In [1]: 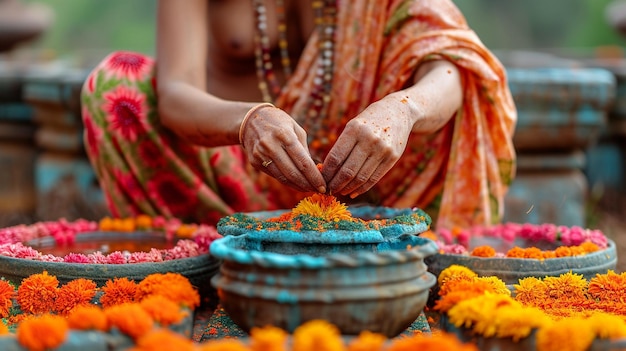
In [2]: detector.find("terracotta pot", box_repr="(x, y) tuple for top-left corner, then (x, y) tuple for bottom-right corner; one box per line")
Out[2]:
(210, 233), (438, 337)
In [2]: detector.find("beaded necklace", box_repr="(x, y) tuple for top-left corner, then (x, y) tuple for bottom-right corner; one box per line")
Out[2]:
(252, 0), (337, 145)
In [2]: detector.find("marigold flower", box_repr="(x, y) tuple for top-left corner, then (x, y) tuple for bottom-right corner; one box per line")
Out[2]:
(17, 271), (58, 314)
(135, 214), (153, 229)
(588, 270), (626, 302)
(99, 217), (115, 231)
(387, 332), (478, 351)
(0, 322), (8, 335)
(514, 277), (548, 306)
(437, 265), (478, 287)
(470, 245), (496, 258)
(139, 295), (187, 327)
(554, 246), (573, 258)
(347, 330), (386, 351)
(16, 314), (69, 351)
(196, 339), (250, 351)
(474, 276), (511, 296)
(0, 280), (15, 318)
(522, 247), (543, 259)
(447, 293), (520, 336)
(505, 246), (526, 258)
(130, 329), (196, 351)
(494, 305), (552, 341)
(435, 279), (504, 313)
(250, 325), (288, 351)
(292, 320), (344, 351)
(105, 302), (154, 339)
(67, 305), (108, 331)
(536, 318), (595, 351)
(136, 273), (200, 309)
(586, 312), (626, 339)
(580, 241), (599, 254)
(54, 278), (97, 315)
(291, 194), (353, 222)
(100, 277), (138, 308)
(543, 272), (587, 301)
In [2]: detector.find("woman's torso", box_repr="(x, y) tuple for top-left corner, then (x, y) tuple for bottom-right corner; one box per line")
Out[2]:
(205, 0), (315, 102)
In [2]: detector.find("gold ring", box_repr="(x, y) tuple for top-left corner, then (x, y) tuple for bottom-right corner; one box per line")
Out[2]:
(262, 160), (273, 167)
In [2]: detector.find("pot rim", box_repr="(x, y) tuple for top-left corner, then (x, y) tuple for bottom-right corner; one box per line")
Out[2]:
(209, 234), (438, 269)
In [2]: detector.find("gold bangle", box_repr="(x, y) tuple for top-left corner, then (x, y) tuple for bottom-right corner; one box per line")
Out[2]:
(239, 102), (275, 147)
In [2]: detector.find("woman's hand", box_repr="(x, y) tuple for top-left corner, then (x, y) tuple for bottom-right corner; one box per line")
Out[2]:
(321, 95), (414, 198)
(241, 104), (327, 193)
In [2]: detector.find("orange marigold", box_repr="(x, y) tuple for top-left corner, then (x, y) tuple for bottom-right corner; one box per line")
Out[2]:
(588, 270), (626, 302)
(250, 325), (288, 351)
(522, 247), (543, 259)
(136, 273), (200, 309)
(580, 241), (600, 254)
(105, 302), (154, 339)
(505, 247), (526, 258)
(347, 330), (387, 351)
(100, 277), (138, 308)
(67, 305), (108, 331)
(196, 339), (250, 351)
(554, 246), (573, 258)
(292, 320), (344, 351)
(17, 271), (58, 315)
(16, 314), (69, 351)
(135, 214), (153, 229)
(54, 278), (97, 315)
(387, 332), (478, 351)
(140, 295), (187, 327)
(291, 194), (353, 222)
(0, 322), (8, 335)
(470, 245), (496, 258)
(130, 329), (196, 351)
(0, 280), (15, 318)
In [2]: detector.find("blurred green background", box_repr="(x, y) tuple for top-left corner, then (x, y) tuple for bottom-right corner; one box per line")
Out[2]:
(18, 0), (626, 64)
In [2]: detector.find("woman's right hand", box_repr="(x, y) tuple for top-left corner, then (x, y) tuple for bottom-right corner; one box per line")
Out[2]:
(240, 104), (326, 193)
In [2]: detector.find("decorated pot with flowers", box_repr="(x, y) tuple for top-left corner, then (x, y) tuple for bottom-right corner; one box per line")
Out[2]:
(432, 265), (626, 351)
(0, 215), (222, 304)
(211, 194), (438, 337)
(425, 222), (617, 287)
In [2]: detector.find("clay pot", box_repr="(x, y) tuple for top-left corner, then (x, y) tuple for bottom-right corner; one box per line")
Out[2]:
(210, 233), (438, 337)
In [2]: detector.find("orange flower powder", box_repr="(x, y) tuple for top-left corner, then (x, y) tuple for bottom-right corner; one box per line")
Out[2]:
(16, 271), (58, 315)
(100, 277), (138, 308)
(54, 278), (97, 315)
(16, 314), (69, 351)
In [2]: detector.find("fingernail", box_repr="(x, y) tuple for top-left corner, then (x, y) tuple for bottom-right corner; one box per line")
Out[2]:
(318, 186), (326, 193)
(350, 192), (358, 199)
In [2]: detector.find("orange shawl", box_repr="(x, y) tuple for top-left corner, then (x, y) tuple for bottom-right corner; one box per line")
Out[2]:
(273, 0), (517, 230)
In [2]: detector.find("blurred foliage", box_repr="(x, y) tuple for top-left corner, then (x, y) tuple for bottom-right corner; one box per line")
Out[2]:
(18, 0), (626, 62)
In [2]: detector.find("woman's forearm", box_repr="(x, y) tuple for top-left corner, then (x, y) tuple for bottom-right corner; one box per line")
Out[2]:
(390, 59), (463, 134)
(157, 81), (258, 147)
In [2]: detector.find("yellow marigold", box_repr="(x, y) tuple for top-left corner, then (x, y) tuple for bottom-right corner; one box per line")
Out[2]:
(100, 277), (138, 308)
(67, 305), (108, 331)
(347, 330), (386, 351)
(139, 295), (187, 327)
(536, 318), (595, 351)
(105, 302), (154, 339)
(543, 272), (588, 300)
(136, 273), (200, 309)
(580, 241), (600, 254)
(437, 265), (478, 287)
(470, 245), (496, 258)
(448, 293), (521, 337)
(0, 280), (15, 318)
(17, 271), (58, 315)
(434, 280), (501, 313)
(249, 325), (288, 351)
(588, 270), (626, 302)
(291, 194), (353, 222)
(292, 320), (344, 351)
(494, 305), (552, 341)
(514, 277), (548, 306)
(54, 278), (97, 315)
(387, 332), (478, 351)
(0, 322), (8, 335)
(474, 276), (511, 296)
(586, 312), (626, 339)
(197, 339), (250, 351)
(16, 314), (69, 351)
(130, 329), (196, 351)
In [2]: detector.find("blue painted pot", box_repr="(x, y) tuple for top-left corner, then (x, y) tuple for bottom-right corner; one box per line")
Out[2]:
(210, 233), (438, 337)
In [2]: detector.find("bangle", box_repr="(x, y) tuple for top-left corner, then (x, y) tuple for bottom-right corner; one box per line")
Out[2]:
(239, 102), (275, 148)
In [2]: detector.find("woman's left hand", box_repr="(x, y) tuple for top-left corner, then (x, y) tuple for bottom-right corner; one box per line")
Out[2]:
(321, 95), (415, 198)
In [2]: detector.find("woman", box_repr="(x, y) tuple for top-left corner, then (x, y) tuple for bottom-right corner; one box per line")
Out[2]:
(81, 0), (516, 229)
